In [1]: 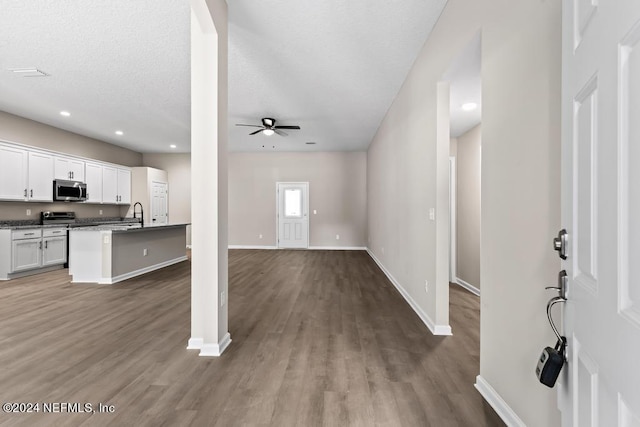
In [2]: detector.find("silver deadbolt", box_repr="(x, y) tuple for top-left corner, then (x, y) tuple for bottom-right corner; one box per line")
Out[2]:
(553, 229), (568, 260)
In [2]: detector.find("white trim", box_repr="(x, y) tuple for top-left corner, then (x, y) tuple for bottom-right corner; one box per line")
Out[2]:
(308, 246), (366, 251)
(186, 337), (203, 350)
(455, 277), (480, 296)
(198, 333), (232, 357)
(228, 245), (277, 250)
(449, 156), (457, 282)
(475, 375), (526, 427)
(186, 244), (192, 249)
(92, 256), (188, 284)
(366, 248), (452, 336)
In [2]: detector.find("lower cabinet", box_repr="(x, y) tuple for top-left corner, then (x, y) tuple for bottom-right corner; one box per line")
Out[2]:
(11, 238), (42, 272)
(42, 236), (67, 266)
(4, 228), (67, 277)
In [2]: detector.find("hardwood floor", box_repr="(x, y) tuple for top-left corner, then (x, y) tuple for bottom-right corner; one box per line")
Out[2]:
(0, 250), (503, 427)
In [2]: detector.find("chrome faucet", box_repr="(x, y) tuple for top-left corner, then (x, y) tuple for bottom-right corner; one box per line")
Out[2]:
(133, 202), (144, 227)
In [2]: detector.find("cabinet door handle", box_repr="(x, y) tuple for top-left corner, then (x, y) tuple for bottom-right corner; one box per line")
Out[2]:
(30, 189), (33, 198)
(45, 241), (48, 249)
(71, 171), (74, 179)
(25, 233), (35, 236)
(24, 189), (27, 197)
(39, 241), (42, 250)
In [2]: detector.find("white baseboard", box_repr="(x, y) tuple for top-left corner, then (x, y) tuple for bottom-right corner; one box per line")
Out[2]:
(455, 277), (481, 296)
(102, 256), (189, 284)
(186, 337), (203, 350)
(199, 333), (232, 357)
(308, 246), (366, 250)
(475, 375), (526, 427)
(228, 245), (277, 250)
(366, 248), (452, 336)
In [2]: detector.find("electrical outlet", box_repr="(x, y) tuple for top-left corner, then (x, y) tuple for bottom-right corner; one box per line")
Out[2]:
(336, 234), (340, 240)
(221, 290), (226, 306)
(425, 280), (429, 293)
(259, 234), (263, 239)
(26, 209), (31, 216)
(143, 248), (148, 256)
(99, 209), (103, 215)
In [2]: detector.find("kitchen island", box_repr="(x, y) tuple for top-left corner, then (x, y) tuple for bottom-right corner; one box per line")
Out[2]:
(68, 223), (189, 284)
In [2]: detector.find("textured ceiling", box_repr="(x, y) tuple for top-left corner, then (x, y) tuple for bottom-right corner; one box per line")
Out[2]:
(0, 0), (190, 153)
(0, 1), (449, 154)
(228, 0), (448, 152)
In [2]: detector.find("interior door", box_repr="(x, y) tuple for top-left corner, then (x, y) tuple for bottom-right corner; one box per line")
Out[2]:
(559, 1), (640, 425)
(277, 182), (309, 249)
(151, 181), (168, 224)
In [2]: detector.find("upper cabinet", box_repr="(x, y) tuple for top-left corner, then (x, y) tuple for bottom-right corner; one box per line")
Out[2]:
(0, 145), (28, 201)
(0, 141), (131, 205)
(117, 169), (131, 205)
(84, 162), (103, 204)
(27, 152), (54, 202)
(54, 156), (85, 181)
(102, 166), (131, 205)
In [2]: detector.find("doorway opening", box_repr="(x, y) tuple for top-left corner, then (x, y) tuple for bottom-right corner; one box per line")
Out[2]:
(276, 182), (309, 249)
(444, 32), (482, 298)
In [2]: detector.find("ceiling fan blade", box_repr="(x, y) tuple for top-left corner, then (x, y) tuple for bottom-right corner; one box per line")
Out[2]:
(274, 125), (300, 130)
(249, 129), (263, 135)
(236, 124), (263, 128)
(274, 129), (288, 136)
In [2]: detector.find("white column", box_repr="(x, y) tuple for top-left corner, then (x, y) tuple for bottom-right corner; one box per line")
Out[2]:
(188, 0), (230, 356)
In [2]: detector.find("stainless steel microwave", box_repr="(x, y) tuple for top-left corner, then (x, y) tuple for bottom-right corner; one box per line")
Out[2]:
(53, 179), (87, 202)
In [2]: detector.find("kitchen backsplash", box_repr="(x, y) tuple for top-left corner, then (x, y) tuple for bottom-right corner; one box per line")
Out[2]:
(0, 202), (128, 221)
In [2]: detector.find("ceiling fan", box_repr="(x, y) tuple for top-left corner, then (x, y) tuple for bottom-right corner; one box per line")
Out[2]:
(235, 117), (300, 136)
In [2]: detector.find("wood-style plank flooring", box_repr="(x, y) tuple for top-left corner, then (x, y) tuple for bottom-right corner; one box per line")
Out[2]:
(0, 250), (503, 426)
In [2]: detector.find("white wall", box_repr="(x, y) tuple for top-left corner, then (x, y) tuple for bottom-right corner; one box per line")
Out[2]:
(456, 124), (481, 289)
(366, 0), (561, 425)
(228, 152), (367, 248)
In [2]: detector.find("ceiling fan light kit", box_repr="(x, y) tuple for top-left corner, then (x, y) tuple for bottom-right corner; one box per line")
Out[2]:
(235, 117), (301, 137)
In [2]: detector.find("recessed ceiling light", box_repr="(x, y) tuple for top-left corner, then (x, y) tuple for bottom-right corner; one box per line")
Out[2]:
(170, 144), (177, 149)
(305, 142), (317, 145)
(60, 111), (71, 117)
(115, 130), (124, 136)
(263, 129), (275, 136)
(462, 102), (478, 111)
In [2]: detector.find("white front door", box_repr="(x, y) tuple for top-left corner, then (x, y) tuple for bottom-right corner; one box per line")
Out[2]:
(560, 1), (640, 425)
(151, 181), (168, 225)
(277, 182), (309, 249)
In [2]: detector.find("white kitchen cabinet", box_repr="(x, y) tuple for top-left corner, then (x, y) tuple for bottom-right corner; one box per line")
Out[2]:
(42, 236), (67, 266)
(27, 151), (54, 202)
(117, 168), (131, 204)
(0, 144), (28, 201)
(102, 166), (118, 204)
(84, 162), (103, 203)
(10, 229), (43, 273)
(54, 156), (85, 181)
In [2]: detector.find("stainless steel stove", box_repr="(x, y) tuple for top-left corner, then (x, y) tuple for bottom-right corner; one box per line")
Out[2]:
(41, 211), (76, 225)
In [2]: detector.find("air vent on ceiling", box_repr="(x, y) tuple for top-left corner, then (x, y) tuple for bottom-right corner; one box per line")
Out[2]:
(8, 68), (49, 77)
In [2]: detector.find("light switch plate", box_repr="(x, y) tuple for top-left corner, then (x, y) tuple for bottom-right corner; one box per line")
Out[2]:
(429, 208), (435, 221)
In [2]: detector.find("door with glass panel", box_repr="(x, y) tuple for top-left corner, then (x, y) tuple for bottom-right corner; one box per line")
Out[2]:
(277, 182), (309, 249)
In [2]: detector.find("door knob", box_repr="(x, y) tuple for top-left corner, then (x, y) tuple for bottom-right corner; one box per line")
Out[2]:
(553, 229), (568, 260)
